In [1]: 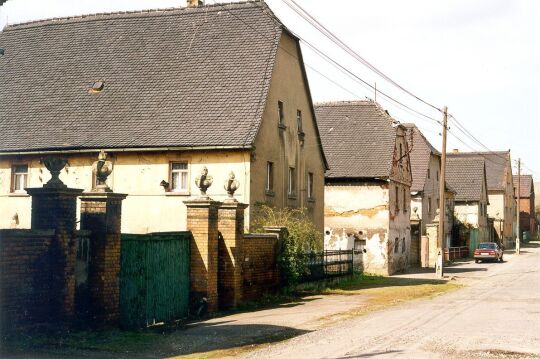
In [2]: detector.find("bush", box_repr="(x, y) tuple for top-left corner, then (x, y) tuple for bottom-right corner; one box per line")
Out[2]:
(251, 204), (323, 286)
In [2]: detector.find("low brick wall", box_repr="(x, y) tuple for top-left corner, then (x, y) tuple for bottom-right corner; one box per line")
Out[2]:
(0, 229), (57, 331)
(242, 233), (280, 302)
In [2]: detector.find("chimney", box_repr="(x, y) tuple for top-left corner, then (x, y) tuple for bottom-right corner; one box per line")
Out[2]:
(187, 0), (203, 7)
(452, 149), (459, 154)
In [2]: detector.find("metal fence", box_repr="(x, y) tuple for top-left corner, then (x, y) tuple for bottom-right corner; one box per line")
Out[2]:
(301, 250), (354, 282)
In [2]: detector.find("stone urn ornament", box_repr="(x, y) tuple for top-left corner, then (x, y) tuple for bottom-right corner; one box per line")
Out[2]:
(224, 171), (239, 201)
(42, 157), (68, 188)
(92, 150), (113, 192)
(195, 166), (213, 198)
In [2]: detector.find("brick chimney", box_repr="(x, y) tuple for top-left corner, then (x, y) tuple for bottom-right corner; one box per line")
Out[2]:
(187, 0), (203, 7)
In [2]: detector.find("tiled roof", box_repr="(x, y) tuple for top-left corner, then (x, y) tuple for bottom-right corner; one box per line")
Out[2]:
(403, 124), (440, 192)
(445, 156), (486, 202)
(0, 1), (282, 152)
(514, 175), (534, 198)
(315, 100), (397, 179)
(446, 151), (510, 191)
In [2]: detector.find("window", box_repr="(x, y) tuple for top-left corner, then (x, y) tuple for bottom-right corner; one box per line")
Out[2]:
(266, 162), (274, 193)
(395, 185), (400, 212)
(288, 167), (296, 197)
(170, 162), (189, 192)
(403, 187), (407, 212)
(399, 144), (403, 165)
(278, 101), (284, 126)
(307, 172), (314, 199)
(394, 238), (399, 253)
(402, 238), (406, 253)
(427, 168), (431, 179)
(437, 171), (439, 181)
(11, 164), (28, 192)
(296, 110), (303, 133)
(428, 197), (432, 213)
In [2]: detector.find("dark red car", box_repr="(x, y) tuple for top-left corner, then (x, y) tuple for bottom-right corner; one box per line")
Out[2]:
(474, 242), (503, 263)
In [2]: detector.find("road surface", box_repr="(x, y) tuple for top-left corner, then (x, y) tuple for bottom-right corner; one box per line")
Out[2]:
(246, 243), (540, 358)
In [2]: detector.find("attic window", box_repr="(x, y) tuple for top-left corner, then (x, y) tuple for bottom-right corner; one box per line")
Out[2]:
(0, 48), (4, 56)
(89, 81), (104, 93)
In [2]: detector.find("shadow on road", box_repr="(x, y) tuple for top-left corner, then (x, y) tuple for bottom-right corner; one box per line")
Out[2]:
(445, 267), (487, 273)
(2, 322), (311, 359)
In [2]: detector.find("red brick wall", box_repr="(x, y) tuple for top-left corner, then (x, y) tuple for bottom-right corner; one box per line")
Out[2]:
(242, 234), (279, 302)
(0, 229), (72, 331)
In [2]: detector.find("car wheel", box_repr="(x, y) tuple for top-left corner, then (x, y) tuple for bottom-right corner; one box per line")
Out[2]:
(475, 259), (480, 263)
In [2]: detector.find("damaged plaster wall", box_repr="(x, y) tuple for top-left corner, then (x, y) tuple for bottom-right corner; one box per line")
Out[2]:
(324, 183), (390, 275)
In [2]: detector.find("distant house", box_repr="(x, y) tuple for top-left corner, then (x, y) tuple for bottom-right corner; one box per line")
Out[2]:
(445, 156), (490, 247)
(316, 101), (412, 275)
(447, 151), (515, 248)
(0, 1), (328, 232)
(514, 175), (536, 239)
(404, 124), (455, 251)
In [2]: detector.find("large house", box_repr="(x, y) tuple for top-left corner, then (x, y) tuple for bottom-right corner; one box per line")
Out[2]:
(445, 156), (490, 247)
(316, 101), (412, 275)
(447, 151), (515, 248)
(0, 1), (328, 232)
(514, 175), (536, 239)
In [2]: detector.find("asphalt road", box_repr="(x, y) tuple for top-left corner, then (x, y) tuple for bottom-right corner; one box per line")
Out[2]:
(246, 243), (540, 359)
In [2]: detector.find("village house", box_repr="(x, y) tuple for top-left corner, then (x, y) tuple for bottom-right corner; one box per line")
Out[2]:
(316, 100), (412, 275)
(403, 124), (455, 265)
(0, 1), (328, 233)
(447, 151), (515, 248)
(514, 175), (536, 240)
(445, 156), (490, 248)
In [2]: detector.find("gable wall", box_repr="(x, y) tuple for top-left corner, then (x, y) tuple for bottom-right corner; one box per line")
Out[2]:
(251, 32), (326, 232)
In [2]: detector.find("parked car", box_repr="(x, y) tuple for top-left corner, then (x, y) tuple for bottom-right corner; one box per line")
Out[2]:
(474, 242), (503, 263)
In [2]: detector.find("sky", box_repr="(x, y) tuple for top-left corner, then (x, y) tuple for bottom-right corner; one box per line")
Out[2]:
(1, 0), (539, 177)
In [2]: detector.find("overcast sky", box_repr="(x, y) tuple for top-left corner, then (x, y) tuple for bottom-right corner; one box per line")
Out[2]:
(1, 0), (538, 176)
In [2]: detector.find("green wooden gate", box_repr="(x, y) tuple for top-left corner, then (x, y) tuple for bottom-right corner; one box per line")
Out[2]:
(120, 232), (191, 329)
(469, 228), (479, 255)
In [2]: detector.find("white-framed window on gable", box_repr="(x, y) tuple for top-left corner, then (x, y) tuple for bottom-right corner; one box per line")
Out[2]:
(307, 172), (314, 199)
(288, 167), (296, 197)
(170, 162), (189, 193)
(266, 161), (274, 193)
(11, 164), (28, 193)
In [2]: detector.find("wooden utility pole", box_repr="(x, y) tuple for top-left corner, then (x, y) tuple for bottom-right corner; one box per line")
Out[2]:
(436, 106), (448, 278)
(516, 158), (521, 255)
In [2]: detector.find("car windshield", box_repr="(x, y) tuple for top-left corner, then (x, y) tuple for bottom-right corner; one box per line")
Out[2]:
(479, 243), (496, 249)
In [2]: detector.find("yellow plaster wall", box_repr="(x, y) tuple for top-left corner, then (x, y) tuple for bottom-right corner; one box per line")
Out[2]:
(0, 150), (251, 233)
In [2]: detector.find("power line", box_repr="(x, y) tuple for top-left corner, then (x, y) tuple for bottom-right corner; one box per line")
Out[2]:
(280, 0), (443, 113)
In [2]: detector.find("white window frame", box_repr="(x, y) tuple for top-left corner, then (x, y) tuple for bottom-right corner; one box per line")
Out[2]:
(288, 167), (296, 197)
(266, 161), (274, 193)
(307, 172), (314, 199)
(170, 162), (189, 193)
(11, 164), (28, 193)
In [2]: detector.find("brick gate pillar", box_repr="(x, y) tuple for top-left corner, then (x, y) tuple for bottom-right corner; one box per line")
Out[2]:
(184, 199), (221, 313)
(80, 192), (127, 325)
(218, 200), (248, 309)
(26, 157), (83, 323)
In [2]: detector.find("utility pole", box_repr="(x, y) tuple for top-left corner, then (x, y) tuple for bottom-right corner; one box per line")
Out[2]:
(436, 106), (448, 278)
(516, 158), (521, 255)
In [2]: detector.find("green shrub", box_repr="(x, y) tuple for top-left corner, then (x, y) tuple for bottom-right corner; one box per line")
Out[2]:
(251, 204), (323, 286)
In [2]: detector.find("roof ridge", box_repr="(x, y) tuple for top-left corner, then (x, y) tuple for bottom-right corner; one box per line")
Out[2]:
(314, 100), (373, 107)
(3, 0), (267, 31)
